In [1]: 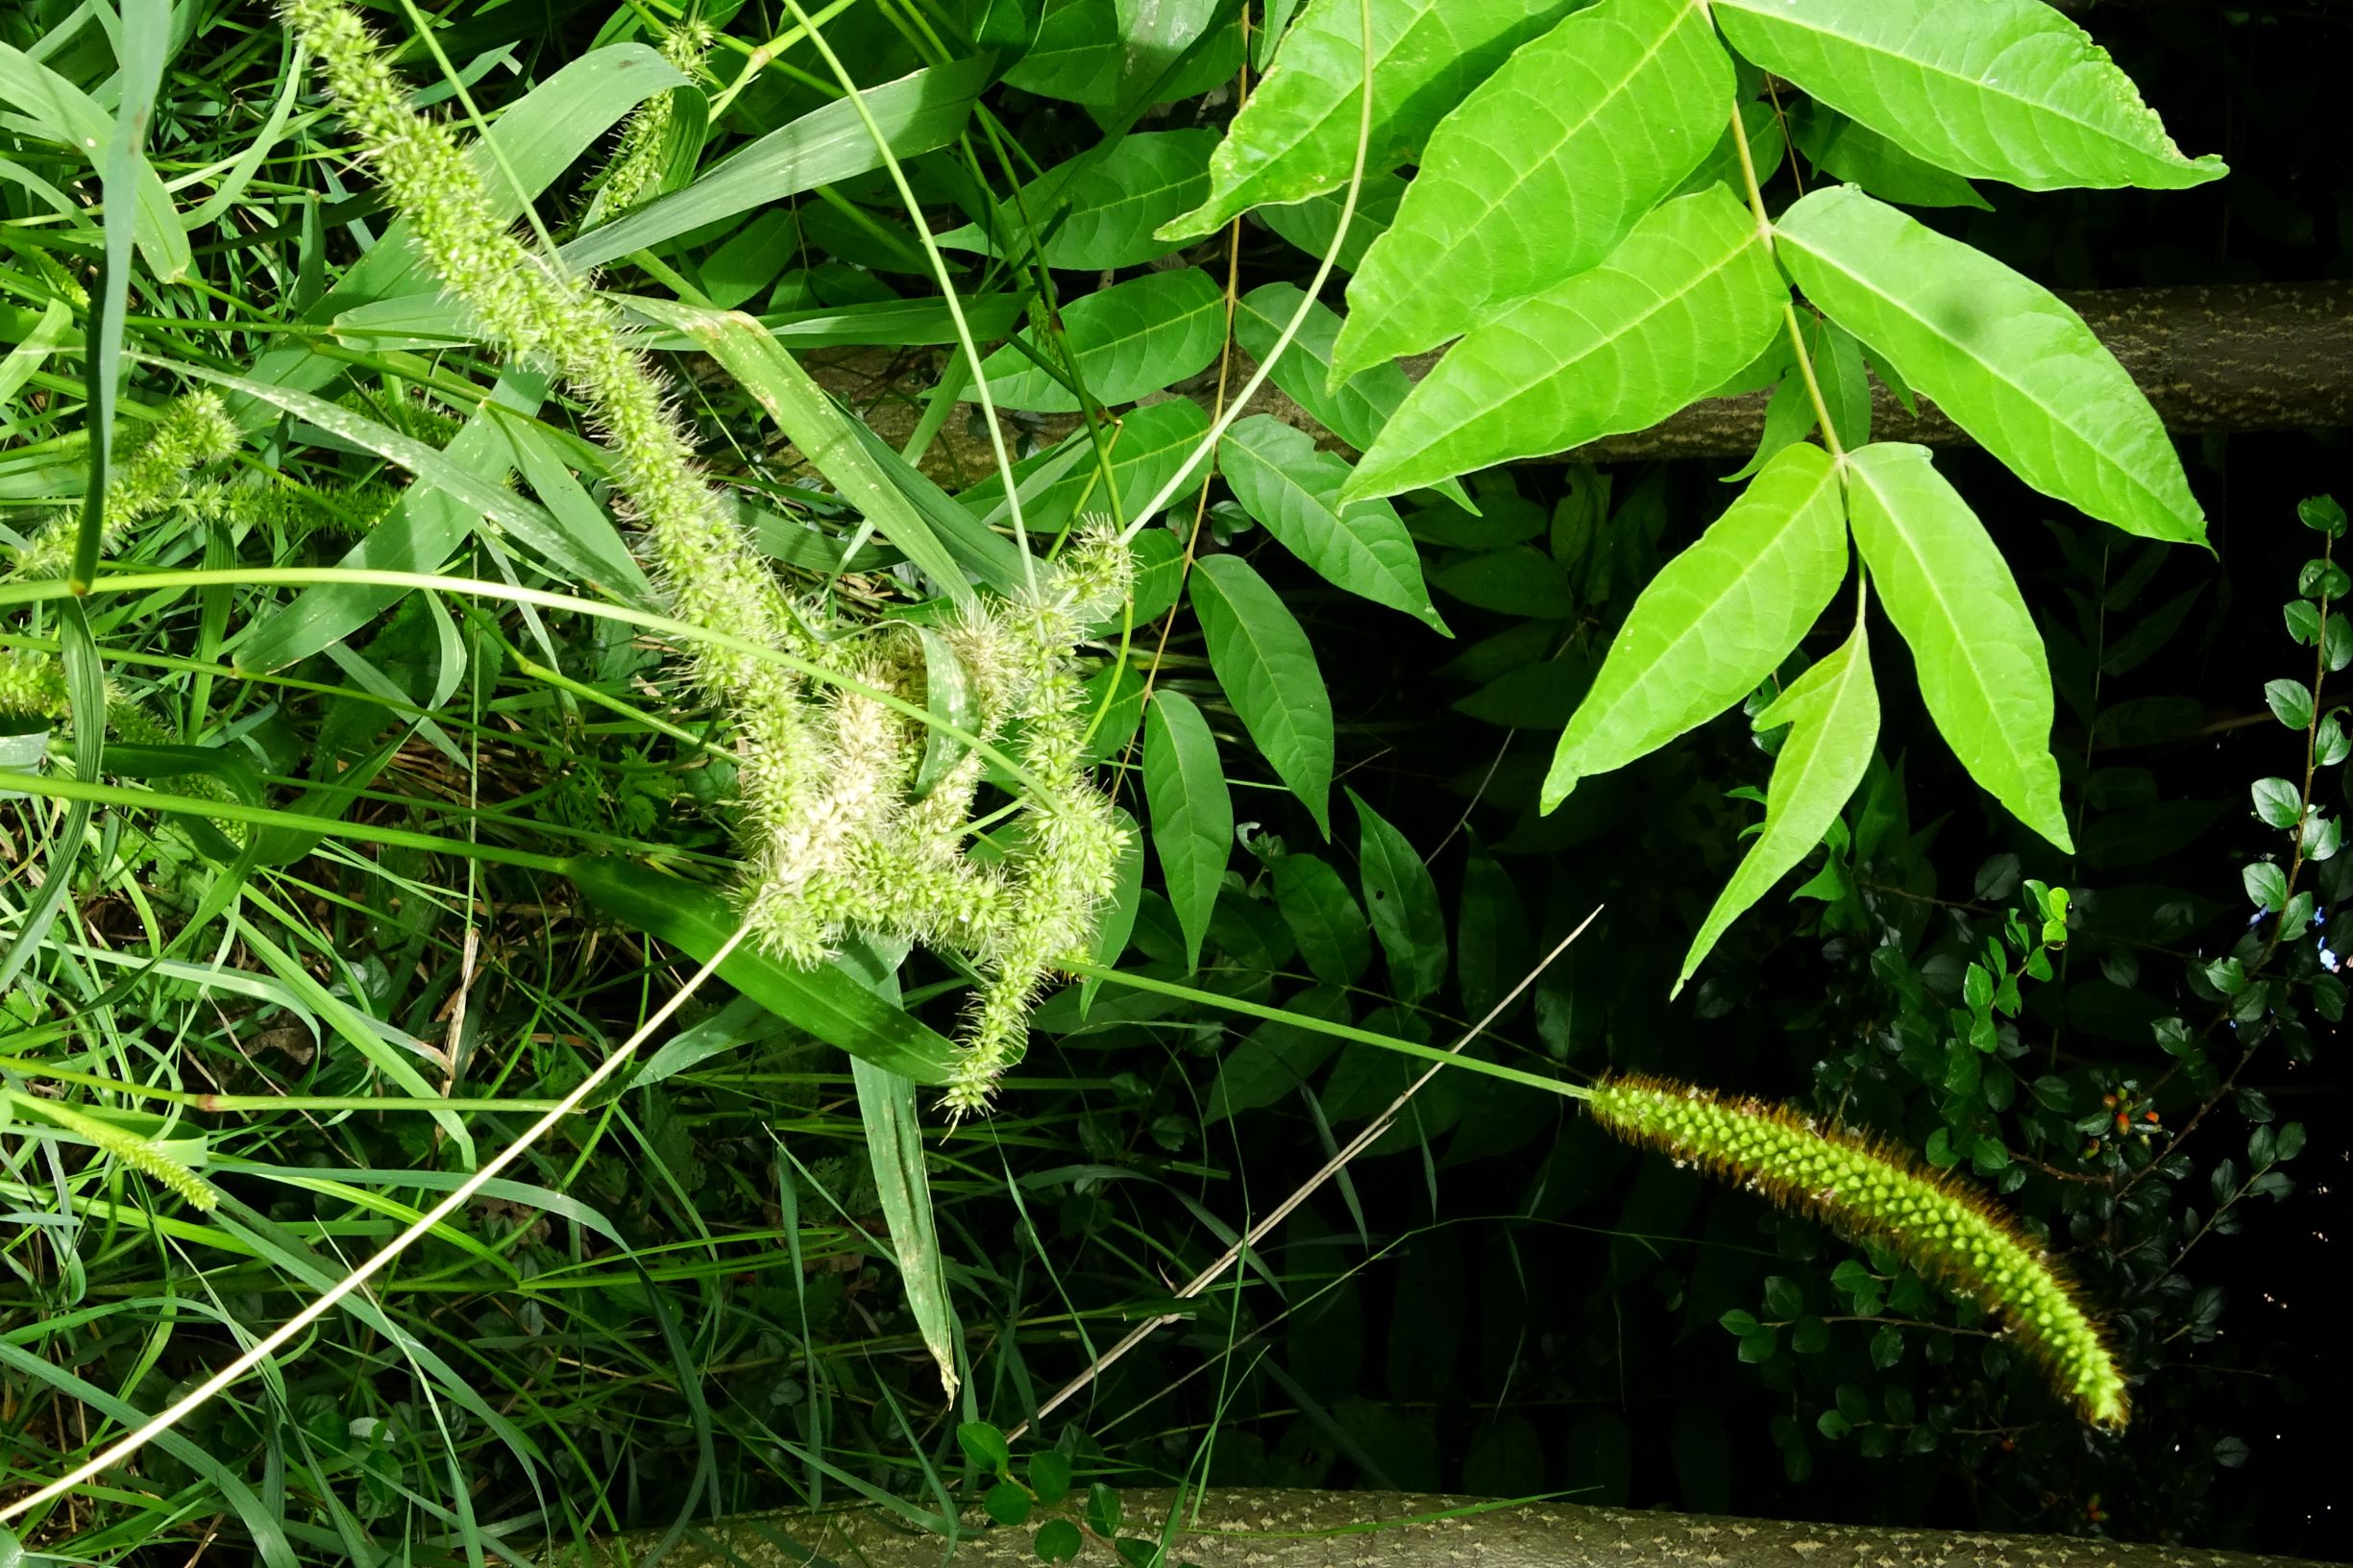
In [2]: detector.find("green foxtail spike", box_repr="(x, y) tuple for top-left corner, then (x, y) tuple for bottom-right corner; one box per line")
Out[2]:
(1587, 1073), (2129, 1428)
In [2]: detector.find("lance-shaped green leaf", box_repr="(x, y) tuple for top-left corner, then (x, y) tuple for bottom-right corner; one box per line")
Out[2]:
(1235, 283), (1409, 453)
(1776, 186), (2203, 545)
(1845, 442), (2071, 850)
(1331, 0), (1731, 378)
(1677, 613), (1877, 995)
(977, 267), (1225, 411)
(1191, 552), (1336, 834)
(1710, 0), (2223, 192)
(850, 1057), (964, 1402)
(1220, 416), (1448, 631)
(0, 43), (189, 281)
(559, 58), (989, 270)
(941, 130), (1215, 270)
(1143, 689), (1233, 972)
(1233, 283), (1476, 508)
(1789, 103), (1990, 211)
(1346, 185), (1784, 502)
(1351, 789), (1449, 1005)
(1271, 853), (1373, 985)
(566, 856), (960, 1083)
(1542, 441), (1846, 811)
(1159, 0), (1575, 239)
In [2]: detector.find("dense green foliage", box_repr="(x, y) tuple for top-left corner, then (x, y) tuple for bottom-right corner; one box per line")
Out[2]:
(0, 0), (2340, 1562)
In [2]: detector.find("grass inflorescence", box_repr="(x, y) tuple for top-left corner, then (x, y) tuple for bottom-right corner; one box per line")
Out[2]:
(276, 0), (1130, 1110)
(1587, 1073), (2130, 1428)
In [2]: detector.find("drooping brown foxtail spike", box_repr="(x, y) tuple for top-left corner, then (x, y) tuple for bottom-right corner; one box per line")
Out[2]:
(1586, 1073), (2129, 1429)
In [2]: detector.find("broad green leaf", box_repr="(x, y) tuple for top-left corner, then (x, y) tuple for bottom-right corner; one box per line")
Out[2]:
(1271, 855), (1374, 985)
(1143, 690), (1234, 971)
(1347, 185), (1784, 501)
(1219, 415), (1448, 631)
(1676, 614), (1877, 995)
(1350, 789), (1448, 1004)
(1542, 441), (1846, 811)
(1455, 835), (1532, 1024)
(1004, 0), (1243, 108)
(1710, 0), (2222, 192)
(851, 1057), (964, 1400)
(1332, 0), (1732, 376)
(1776, 185), (2204, 544)
(1673, 97), (1787, 202)
(1844, 442), (2071, 850)
(566, 855), (960, 1084)
(1234, 283), (1411, 453)
(1789, 102), (1990, 211)
(1160, 0), (1576, 239)
(1232, 283), (1475, 508)
(977, 268), (1226, 412)
(1207, 985), (1352, 1118)
(1257, 170), (1409, 274)
(558, 58), (989, 271)
(1431, 546), (1573, 620)
(1044, 131), (1218, 268)
(1190, 552), (1336, 834)
(939, 131), (1216, 270)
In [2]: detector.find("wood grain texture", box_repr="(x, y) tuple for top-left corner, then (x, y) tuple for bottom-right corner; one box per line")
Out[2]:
(564, 1488), (2329, 1568)
(785, 282), (2353, 483)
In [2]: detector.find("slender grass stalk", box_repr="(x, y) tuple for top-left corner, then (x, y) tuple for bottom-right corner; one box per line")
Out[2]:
(0, 921), (752, 1529)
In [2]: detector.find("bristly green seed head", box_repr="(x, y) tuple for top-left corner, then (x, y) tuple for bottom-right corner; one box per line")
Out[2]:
(11, 391), (240, 577)
(1587, 1073), (2129, 1429)
(280, 0), (1140, 1115)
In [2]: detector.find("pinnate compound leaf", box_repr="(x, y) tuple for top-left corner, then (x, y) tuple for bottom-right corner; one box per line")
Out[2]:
(1677, 616), (1877, 994)
(978, 267), (1225, 412)
(1776, 186), (2204, 545)
(1160, 0), (1576, 239)
(1347, 185), (1784, 501)
(1143, 689), (1234, 972)
(1844, 443), (2071, 850)
(1709, 0), (2224, 192)
(1191, 552), (1336, 834)
(1220, 416), (1448, 631)
(1350, 790), (1449, 1004)
(1542, 441), (1846, 811)
(1332, 0), (1732, 376)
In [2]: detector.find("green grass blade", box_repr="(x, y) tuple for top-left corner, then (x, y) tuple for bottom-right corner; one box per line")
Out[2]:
(851, 1056), (966, 1401)
(557, 58), (989, 272)
(565, 854), (961, 1083)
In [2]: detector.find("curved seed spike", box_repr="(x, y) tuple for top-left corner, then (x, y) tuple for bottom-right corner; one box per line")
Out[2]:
(1587, 1072), (2129, 1428)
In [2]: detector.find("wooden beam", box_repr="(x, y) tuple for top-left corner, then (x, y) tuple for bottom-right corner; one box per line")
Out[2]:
(568, 1488), (2327, 1568)
(799, 282), (2353, 485)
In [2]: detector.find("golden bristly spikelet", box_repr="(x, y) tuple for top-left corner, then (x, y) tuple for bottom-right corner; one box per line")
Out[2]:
(1587, 1072), (2129, 1428)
